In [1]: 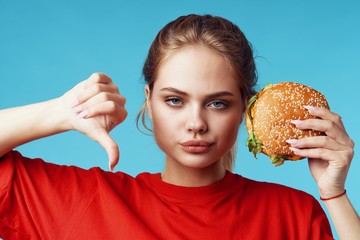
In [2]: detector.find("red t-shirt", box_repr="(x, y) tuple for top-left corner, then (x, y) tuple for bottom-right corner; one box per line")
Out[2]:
(0, 151), (333, 239)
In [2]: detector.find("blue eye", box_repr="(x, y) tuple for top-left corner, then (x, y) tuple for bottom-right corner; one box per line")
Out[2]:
(166, 97), (183, 106)
(208, 101), (227, 109)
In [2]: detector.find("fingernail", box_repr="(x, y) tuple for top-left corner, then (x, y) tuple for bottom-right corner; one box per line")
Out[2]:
(77, 110), (89, 119)
(109, 163), (114, 172)
(286, 139), (298, 145)
(289, 147), (299, 152)
(304, 105), (315, 111)
(290, 120), (302, 125)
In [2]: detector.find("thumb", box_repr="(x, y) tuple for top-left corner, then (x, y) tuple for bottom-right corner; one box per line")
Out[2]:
(94, 130), (119, 171)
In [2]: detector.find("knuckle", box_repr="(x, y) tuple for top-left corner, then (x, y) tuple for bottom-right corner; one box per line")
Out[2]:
(312, 107), (326, 119)
(335, 148), (354, 168)
(121, 96), (126, 105)
(92, 84), (103, 94)
(99, 92), (110, 101)
(91, 72), (102, 81)
(347, 147), (354, 160)
(107, 101), (117, 110)
(112, 107), (127, 124)
(349, 138), (355, 148)
(339, 157), (350, 169)
(320, 136), (329, 147)
(332, 113), (342, 124)
(324, 119), (335, 132)
(317, 149), (326, 159)
(121, 109), (128, 121)
(313, 106), (324, 115)
(113, 85), (120, 93)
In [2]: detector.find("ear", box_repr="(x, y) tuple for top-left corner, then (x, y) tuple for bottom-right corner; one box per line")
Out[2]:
(145, 85), (153, 120)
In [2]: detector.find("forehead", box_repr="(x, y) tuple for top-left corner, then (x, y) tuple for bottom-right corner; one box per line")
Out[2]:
(154, 46), (239, 94)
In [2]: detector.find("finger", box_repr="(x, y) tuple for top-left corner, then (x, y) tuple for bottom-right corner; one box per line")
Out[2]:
(287, 136), (353, 163)
(75, 83), (120, 106)
(73, 92), (126, 114)
(306, 107), (355, 148)
(85, 91), (125, 109)
(292, 118), (351, 146)
(305, 106), (345, 131)
(289, 147), (352, 165)
(93, 129), (120, 171)
(286, 136), (347, 152)
(67, 73), (116, 107)
(85, 73), (113, 87)
(77, 101), (128, 127)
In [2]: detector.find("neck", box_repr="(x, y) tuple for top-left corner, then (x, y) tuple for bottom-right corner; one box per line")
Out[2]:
(161, 159), (226, 187)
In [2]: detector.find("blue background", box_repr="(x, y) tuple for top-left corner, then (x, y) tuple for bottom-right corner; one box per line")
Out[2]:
(1, 1), (359, 239)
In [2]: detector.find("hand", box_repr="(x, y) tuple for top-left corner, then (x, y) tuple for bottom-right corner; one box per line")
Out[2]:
(61, 73), (127, 170)
(287, 106), (354, 198)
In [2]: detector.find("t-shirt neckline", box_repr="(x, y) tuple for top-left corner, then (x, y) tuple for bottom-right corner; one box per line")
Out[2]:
(144, 171), (243, 204)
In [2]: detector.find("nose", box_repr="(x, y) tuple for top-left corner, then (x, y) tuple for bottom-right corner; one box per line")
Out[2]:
(186, 106), (208, 134)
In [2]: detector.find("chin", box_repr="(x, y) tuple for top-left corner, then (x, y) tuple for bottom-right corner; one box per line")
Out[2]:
(169, 154), (223, 170)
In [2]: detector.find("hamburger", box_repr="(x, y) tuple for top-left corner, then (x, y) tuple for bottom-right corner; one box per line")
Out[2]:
(245, 82), (330, 166)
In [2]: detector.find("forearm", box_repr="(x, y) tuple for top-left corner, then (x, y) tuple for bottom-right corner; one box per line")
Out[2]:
(324, 194), (360, 240)
(0, 98), (71, 157)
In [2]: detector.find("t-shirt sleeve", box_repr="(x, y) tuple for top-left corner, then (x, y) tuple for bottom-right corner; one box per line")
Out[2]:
(0, 150), (98, 239)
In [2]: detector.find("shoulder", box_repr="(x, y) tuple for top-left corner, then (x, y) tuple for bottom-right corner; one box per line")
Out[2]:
(239, 174), (317, 205)
(234, 174), (332, 239)
(0, 151), (101, 194)
(238, 174), (327, 218)
(133, 172), (160, 188)
(0, 150), (19, 190)
(245, 175), (311, 195)
(238, 175), (329, 224)
(1, 150), (154, 188)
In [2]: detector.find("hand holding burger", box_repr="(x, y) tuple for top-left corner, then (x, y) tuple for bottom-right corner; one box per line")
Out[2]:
(245, 82), (330, 166)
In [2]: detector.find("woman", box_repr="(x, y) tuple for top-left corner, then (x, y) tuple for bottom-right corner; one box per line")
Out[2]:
(0, 14), (359, 239)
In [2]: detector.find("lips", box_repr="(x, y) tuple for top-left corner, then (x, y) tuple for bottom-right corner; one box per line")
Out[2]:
(180, 140), (213, 153)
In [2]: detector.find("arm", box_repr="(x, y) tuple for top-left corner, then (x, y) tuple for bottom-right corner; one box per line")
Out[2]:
(323, 194), (359, 239)
(0, 73), (127, 170)
(0, 99), (67, 157)
(288, 106), (360, 239)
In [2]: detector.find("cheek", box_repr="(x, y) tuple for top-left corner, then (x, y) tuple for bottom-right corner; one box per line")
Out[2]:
(152, 108), (175, 131)
(212, 113), (242, 142)
(151, 107), (181, 144)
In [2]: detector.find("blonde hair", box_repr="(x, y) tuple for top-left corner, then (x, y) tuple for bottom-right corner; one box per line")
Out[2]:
(137, 14), (257, 171)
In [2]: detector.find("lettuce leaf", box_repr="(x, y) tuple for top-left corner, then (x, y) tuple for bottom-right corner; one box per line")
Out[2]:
(246, 131), (263, 158)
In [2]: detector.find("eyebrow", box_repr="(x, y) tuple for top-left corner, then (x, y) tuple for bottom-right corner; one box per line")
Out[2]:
(159, 87), (235, 98)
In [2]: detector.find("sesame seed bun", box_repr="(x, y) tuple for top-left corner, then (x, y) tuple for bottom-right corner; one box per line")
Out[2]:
(245, 82), (330, 166)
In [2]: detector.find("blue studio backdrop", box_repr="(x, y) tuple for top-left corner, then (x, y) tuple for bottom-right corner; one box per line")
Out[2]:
(1, 1), (359, 239)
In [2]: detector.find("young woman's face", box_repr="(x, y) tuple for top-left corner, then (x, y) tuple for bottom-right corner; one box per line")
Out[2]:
(146, 46), (245, 170)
